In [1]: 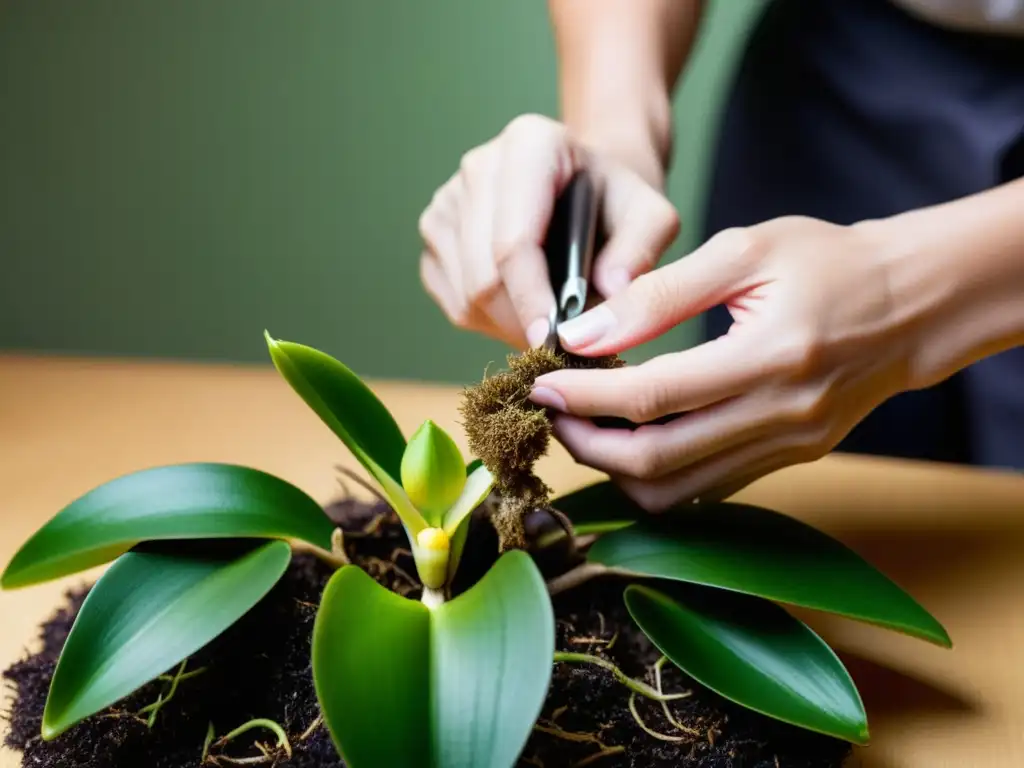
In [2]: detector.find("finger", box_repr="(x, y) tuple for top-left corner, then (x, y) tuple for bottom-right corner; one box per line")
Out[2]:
(531, 335), (771, 421)
(556, 227), (759, 356)
(421, 253), (523, 346)
(547, 395), (771, 482)
(419, 251), (464, 325)
(457, 148), (530, 348)
(592, 177), (681, 298)
(615, 436), (814, 513)
(419, 180), (467, 302)
(492, 118), (581, 347)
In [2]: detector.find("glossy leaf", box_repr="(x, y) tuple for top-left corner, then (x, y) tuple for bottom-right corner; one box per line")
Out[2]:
(551, 480), (641, 534)
(402, 420), (467, 526)
(313, 550), (554, 768)
(625, 583), (869, 744)
(43, 539), (291, 739)
(265, 332), (428, 534)
(2, 463), (333, 589)
(588, 505), (950, 647)
(465, 458), (483, 476)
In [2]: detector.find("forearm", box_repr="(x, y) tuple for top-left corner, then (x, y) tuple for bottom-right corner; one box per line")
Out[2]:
(867, 176), (1024, 388)
(548, 0), (705, 187)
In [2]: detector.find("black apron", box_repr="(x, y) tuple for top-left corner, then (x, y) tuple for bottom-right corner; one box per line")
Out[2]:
(702, 0), (1024, 470)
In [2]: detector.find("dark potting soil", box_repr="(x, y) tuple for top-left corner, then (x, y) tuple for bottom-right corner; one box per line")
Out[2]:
(3, 498), (852, 768)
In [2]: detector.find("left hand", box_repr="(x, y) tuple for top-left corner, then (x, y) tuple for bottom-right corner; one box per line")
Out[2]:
(528, 215), (932, 512)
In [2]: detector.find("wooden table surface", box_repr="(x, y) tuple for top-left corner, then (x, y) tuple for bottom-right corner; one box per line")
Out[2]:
(1, 354), (1023, 768)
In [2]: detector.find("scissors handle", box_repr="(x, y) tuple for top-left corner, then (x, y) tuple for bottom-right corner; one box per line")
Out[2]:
(543, 170), (599, 329)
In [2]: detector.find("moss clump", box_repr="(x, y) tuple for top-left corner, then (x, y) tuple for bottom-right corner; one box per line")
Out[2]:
(460, 345), (623, 550)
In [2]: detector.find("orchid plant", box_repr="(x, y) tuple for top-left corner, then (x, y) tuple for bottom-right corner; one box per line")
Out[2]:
(1, 334), (951, 767)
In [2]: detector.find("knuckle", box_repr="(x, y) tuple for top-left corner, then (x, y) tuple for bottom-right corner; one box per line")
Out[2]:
(502, 113), (558, 142)
(621, 481), (674, 514)
(625, 432), (668, 481)
(624, 386), (668, 425)
(630, 269), (678, 316)
(783, 386), (829, 429)
(466, 274), (501, 308)
(417, 208), (440, 246)
(459, 146), (487, 177)
(650, 196), (681, 239)
(773, 331), (826, 378)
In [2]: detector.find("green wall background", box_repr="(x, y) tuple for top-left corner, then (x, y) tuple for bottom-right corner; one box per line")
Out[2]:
(0, 0), (763, 384)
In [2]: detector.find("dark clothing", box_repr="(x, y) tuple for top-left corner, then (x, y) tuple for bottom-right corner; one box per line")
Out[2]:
(702, 0), (1024, 470)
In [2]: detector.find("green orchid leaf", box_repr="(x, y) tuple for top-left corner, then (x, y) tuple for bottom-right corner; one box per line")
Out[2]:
(588, 506), (950, 647)
(465, 458), (483, 476)
(313, 550), (554, 768)
(442, 464), (494, 537)
(445, 515), (472, 587)
(551, 480), (642, 534)
(402, 420), (467, 527)
(42, 539), (291, 739)
(625, 582), (869, 744)
(265, 332), (428, 534)
(441, 464), (494, 586)
(1, 463), (333, 590)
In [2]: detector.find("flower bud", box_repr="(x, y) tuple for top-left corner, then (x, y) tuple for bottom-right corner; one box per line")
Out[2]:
(401, 420), (466, 523)
(413, 526), (450, 590)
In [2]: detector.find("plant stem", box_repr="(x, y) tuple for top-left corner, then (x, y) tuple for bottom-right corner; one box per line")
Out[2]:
(306, 528), (350, 569)
(213, 718), (292, 759)
(546, 563), (631, 596)
(553, 652), (687, 702)
(421, 586), (446, 609)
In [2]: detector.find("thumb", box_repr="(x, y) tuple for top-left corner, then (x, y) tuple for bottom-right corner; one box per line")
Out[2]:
(556, 227), (755, 356)
(592, 176), (681, 299)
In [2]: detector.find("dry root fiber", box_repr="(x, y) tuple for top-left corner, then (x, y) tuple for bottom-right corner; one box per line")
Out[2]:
(460, 346), (623, 550)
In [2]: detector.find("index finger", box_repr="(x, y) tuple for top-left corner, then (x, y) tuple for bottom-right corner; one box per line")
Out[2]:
(529, 334), (768, 423)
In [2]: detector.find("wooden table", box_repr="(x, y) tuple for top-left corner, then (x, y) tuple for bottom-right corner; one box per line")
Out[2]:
(2, 354), (1023, 768)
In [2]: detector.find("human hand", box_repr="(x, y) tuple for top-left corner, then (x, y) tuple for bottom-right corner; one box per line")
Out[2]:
(418, 114), (679, 350)
(527, 216), (929, 511)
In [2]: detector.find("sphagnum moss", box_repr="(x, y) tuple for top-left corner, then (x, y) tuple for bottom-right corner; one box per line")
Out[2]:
(459, 346), (623, 550)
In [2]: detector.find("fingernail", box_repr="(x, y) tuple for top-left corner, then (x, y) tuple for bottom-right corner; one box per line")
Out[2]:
(529, 386), (567, 412)
(557, 304), (615, 348)
(603, 268), (631, 297)
(526, 318), (550, 349)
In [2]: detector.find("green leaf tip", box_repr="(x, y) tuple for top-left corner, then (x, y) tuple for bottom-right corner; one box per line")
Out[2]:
(401, 420), (466, 526)
(264, 332), (427, 536)
(624, 583), (870, 746)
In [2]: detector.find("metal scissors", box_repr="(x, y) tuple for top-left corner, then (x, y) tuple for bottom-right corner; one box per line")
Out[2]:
(542, 170), (598, 352)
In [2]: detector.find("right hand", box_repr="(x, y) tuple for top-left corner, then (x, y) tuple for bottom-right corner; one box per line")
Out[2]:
(418, 114), (680, 350)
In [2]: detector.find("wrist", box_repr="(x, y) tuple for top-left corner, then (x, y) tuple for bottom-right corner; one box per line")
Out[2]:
(858, 180), (1024, 390)
(562, 90), (673, 189)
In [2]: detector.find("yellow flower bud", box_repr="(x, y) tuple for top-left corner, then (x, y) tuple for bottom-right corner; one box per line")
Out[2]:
(401, 420), (466, 524)
(412, 526), (450, 590)
(417, 526), (450, 551)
